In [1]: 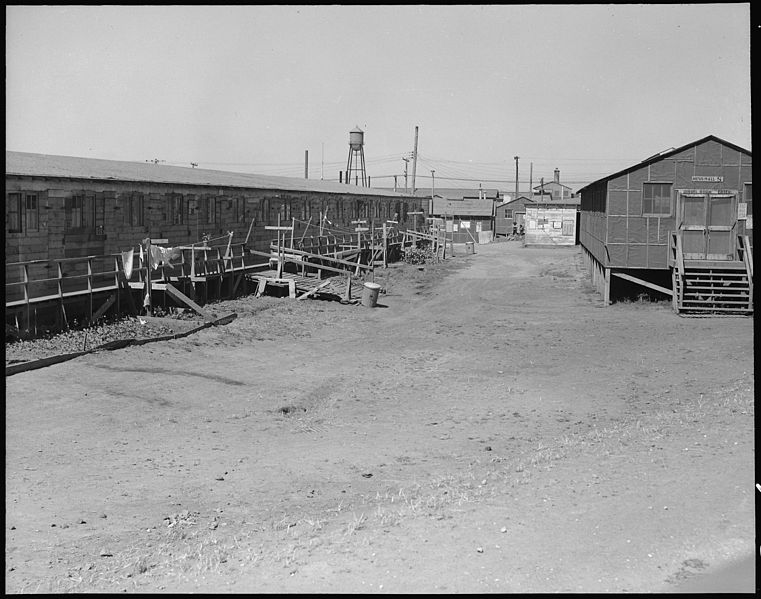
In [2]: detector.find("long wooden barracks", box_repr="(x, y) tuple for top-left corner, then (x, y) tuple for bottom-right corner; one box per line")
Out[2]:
(5, 151), (421, 262)
(577, 135), (752, 314)
(5, 151), (423, 332)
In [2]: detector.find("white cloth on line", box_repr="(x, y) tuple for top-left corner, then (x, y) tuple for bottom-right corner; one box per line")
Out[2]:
(121, 248), (134, 279)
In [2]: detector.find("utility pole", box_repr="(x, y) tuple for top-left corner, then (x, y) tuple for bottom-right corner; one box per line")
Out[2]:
(305, 150), (309, 179)
(321, 142), (324, 180)
(529, 162), (533, 199)
(430, 170), (435, 218)
(412, 126), (419, 194)
(514, 156), (519, 201)
(402, 156), (410, 193)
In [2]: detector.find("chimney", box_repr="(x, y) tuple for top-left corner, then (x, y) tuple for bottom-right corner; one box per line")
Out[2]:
(554, 168), (560, 184)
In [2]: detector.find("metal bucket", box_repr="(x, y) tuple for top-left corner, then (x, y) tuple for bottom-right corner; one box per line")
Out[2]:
(361, 282), (381, 307)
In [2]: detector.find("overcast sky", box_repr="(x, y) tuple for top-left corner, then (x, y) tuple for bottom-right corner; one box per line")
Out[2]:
(6, 4), (751, 191)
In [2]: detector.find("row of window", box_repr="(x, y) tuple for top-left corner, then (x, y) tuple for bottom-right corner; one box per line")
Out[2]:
(581, 182), (753, 217)
(642, 182), (753, 217)
(6, 192), (414, 234)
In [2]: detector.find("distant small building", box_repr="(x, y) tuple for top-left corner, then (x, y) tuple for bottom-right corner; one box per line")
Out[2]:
(533, 168), (574, 201)
(524, 196), (580, 246)
(415, 187), (500, 202)
(429, 196), (495, 243)
(495, 195), (534, 237)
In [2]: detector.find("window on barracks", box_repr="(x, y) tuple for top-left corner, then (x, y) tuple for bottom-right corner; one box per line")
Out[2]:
(130, 193), (144, 226)
(66, 193), (95, 230)
(7, 192), (22, 233)
(643, 183), (672, 217)
(744, 183), (752, 217)
(206, 197), (216, 224)
(24, 194), (39, 231)
(171, 195), (184, 225)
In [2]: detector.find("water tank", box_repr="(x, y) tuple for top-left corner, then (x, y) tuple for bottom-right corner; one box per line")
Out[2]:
(349, 127), (364, 150)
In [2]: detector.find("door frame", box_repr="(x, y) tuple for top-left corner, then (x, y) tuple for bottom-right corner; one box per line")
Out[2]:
(676, 190), (738, 260)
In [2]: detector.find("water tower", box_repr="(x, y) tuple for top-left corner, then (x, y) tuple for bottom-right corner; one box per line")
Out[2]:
(346, 126), (367, 186)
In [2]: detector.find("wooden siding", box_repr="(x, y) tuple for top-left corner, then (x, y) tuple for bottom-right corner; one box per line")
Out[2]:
(524, 205), (577, 246)
(579, 137), (751, 271)
(5, 176), (422, 265)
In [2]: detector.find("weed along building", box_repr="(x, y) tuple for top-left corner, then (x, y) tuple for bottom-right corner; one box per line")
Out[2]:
(5, 151), (421, 332)
(577, 135), (752, 314)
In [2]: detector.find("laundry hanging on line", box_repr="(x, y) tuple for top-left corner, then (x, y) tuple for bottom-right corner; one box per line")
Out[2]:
(121, 248), (134, 279)
(148, 245), (183, 271)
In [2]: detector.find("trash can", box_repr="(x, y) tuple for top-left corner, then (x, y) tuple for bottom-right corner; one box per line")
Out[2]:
(362, 282), (381, 307)
(465, 241), (475, 254)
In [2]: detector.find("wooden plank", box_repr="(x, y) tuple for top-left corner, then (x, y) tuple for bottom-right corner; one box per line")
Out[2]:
(610, 272), (673, 297)
(252, 247), (371, 273)
(164, 283), (216, 320)
(296, 279), (332, 301)
(90, 293), (117, 323)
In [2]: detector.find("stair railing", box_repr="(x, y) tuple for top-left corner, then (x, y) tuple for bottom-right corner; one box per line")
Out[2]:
(738, 234), (753, 279)
(738, 234), (753, 311)
(670, 231), (686, 311)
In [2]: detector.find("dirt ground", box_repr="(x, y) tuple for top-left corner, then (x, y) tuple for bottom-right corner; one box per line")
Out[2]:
(5, 240), (756, 593)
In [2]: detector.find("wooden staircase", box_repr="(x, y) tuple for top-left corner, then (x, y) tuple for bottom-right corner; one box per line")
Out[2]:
(671, 233), (753, 315)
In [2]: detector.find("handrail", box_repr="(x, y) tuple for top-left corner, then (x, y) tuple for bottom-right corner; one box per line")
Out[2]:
(739, 234), (753, 280)
(675, 235), (684, 273)
(670, 231), (686, 312)
(5, 241), (257, 310)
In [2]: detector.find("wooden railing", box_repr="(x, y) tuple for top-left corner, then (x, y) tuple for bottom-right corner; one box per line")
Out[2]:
(669, 231), (686, 311)
(5, 241), (268, 331)
(737, 234), (753, 280)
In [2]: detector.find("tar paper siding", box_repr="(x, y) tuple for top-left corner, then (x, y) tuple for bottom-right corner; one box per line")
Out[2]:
(448, 217), (493, 244)
(579, 137), (752, 270)
(5, 176), (421, 264)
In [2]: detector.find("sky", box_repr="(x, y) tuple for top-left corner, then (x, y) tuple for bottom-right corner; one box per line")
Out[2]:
(5, 4), (752, 193)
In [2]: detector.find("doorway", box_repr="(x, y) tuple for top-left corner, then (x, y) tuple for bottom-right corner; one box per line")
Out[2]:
(678, 191), (737, 260)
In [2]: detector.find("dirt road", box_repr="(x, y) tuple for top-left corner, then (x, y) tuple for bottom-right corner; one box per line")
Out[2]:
(5, 240), (755, 593)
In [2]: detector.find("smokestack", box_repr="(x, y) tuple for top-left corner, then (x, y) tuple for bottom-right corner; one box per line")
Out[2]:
(554, 168), (560, 184)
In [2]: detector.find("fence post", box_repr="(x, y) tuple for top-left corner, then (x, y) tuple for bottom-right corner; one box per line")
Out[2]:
(23, 263), (30, 333)
(88, 257), (93, 323)
(115, 256), (121, 316)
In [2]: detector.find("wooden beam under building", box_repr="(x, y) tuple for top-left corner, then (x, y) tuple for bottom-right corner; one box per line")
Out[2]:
(610, 271), (673, 297)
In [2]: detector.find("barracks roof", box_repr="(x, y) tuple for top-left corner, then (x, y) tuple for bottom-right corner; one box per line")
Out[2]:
(576, 135), (751, 196)
(6, 151), (410, 198)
